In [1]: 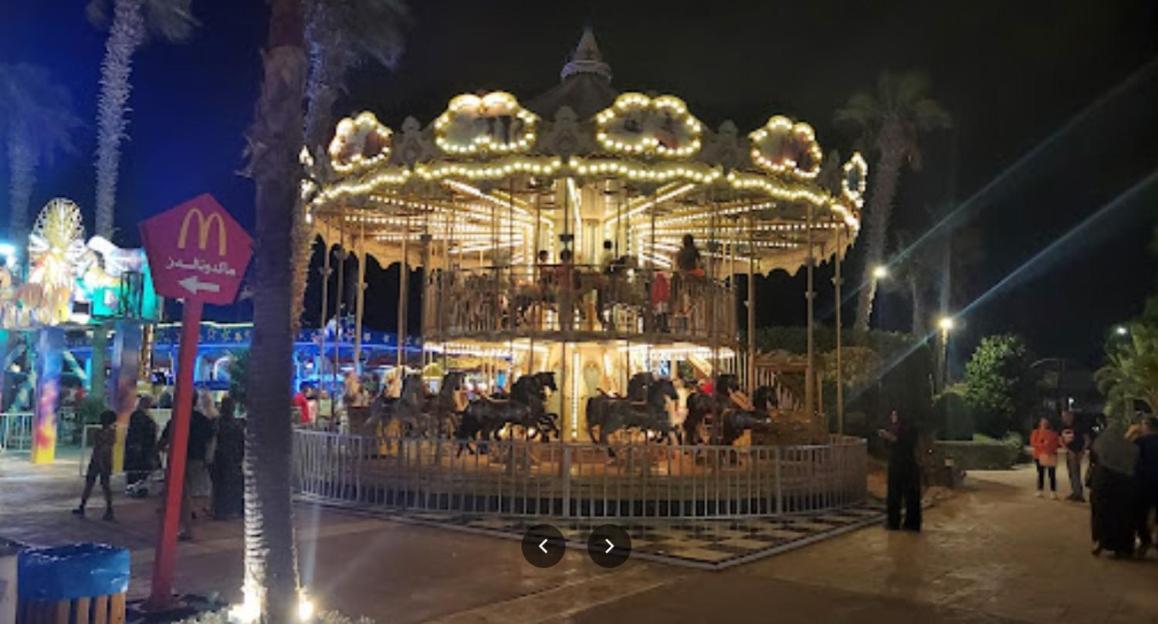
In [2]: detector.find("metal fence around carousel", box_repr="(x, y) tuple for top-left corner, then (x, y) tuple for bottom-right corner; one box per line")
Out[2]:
(293, 430), (867, 519)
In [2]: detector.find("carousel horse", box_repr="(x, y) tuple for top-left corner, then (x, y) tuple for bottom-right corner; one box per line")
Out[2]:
(686, 374), (779, 446)
(368, 373), (429, 437)
(585, 373), (679, 454)
(455, 371), (556, 455)
(429, 371), (468, 437)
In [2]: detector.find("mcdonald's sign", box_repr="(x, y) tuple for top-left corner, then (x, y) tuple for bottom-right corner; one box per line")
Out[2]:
(177, 208), (228, 256)
(141, 193), (253, 306)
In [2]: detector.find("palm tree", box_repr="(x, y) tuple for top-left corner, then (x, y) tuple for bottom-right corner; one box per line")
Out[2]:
(241, 0), (306, 619)
(0, 64), (82, 241)
(87, 0), (197, 239)
(835, 70), (952, 331)
(1096, 323), (1158, 418)
(291, 0), (409, 331)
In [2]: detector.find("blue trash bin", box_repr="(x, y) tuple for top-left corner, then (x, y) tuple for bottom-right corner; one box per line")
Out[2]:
(18, 543), (130, 623)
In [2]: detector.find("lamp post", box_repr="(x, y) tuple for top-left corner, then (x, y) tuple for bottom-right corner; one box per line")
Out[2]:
(937, 316), (955, 391)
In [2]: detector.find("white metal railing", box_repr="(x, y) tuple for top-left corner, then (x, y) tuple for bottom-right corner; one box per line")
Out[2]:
(292, 430), (866, 519)
(0, 413), (34, 453)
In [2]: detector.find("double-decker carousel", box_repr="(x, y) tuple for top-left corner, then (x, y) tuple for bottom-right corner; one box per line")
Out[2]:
(295, 31), (870, 518)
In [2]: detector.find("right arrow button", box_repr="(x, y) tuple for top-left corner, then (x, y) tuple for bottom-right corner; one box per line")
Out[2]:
(587, 524), (631, 568)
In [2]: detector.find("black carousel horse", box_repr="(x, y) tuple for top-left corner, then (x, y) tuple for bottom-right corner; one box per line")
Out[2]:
(455, 371), (557, 455)
(685, 374), (778, 446)
(585, 373), (679, 453)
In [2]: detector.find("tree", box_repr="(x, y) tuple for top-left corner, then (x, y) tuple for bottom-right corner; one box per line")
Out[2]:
(1097, 324), (1158, 418)
(963, 334), (1034, 437)
(0, 63), (82, 240)
(87, 0), (198, 239)
(835, 70), (952, 332)
(291, 0), (409, 331)
(240, 0), (306, 619)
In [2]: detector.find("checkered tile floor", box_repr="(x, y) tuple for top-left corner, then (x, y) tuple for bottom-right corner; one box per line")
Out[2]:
(301, 497), (886, 570)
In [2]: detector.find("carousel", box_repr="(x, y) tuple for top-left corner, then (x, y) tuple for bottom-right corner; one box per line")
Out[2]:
(295, 30), (869, 518)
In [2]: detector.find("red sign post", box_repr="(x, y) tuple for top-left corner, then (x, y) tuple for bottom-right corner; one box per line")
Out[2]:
(140, 194), (252, 608)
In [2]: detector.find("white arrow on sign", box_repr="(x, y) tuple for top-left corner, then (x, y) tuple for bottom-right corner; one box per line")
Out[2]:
(604, 539), (615, 554)
(179, 275), (222, 295)
(538, 539), (549, 554)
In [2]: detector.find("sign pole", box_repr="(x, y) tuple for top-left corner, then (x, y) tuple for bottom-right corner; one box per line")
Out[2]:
(139, 193), (253, 609)
(147, 299), (203, 607)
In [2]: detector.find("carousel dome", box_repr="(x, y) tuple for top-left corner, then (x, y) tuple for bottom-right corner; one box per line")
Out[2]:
(528, 27), (618, 121)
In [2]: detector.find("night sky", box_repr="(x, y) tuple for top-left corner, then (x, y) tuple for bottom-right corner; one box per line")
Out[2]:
(2, 0), (1157, 366)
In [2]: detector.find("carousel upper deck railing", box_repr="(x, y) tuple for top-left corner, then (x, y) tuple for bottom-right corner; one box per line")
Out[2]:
(422, 263), (737, 346)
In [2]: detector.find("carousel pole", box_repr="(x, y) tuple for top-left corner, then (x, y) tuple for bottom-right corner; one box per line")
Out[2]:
(835, 222), (845, 436)
(319, 218), (331, 392)
(508, 178), (516, 379)
(397, 217), (410, 368)
(747, 211), (756, 390)
(804, 205), (815, 425)
(332, 216), (346, 418)
(443, 203), (455, 371)
(353, 220), (366, 374)
(529, 189), (540, 373)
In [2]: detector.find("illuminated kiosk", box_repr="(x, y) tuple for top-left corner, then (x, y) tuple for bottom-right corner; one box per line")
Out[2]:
(0, 199), (160, 463)
(297, 31), (870, 518)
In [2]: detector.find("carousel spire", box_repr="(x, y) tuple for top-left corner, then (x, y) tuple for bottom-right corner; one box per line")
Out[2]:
(561, 27), (612, 82)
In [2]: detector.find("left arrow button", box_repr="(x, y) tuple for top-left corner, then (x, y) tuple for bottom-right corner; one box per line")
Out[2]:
(521, 524), (565, 568)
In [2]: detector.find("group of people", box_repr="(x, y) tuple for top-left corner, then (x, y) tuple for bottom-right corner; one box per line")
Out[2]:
(527, 234), (709, 334)
(1023, 412), (1158, 558)
(73, 390), (246, 540)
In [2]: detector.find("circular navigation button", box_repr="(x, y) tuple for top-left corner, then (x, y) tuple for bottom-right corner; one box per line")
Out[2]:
(587, 524), (631, 568)
(521, 524), (566, 568)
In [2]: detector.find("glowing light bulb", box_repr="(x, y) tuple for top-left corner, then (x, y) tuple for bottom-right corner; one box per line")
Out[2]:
(872, 265), (889, 280)
(938, 317), (955, 332)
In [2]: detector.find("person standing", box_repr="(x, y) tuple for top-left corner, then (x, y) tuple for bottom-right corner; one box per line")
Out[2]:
(73, 410), (118, 521)
(1133, 416), (1158, 557)
(1091, 418), (1140, 557)
(1030, 417), (1061, 499)
(124, 396), (159, 497)
(293, 382), (312, 425)
(160, 400), (215, 540)
(1060, 411), (1089, 502)
(211, 396), (245, 520)
(880, 410), (921, 531)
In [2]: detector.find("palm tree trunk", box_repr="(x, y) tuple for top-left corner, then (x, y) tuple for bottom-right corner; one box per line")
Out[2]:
(244, 0), (306, 620)
(94, 0), (146, 240)
(853, 128), (904, 332)
(290, 48), (345, 333)
(909, 274), (924, 337)
(7, 131), (35, 240)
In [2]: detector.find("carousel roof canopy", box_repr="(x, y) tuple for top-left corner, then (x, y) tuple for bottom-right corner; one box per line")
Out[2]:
(303, 28), (867, 275)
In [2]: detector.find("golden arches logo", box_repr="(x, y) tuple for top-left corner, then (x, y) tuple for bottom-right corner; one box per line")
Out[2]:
(177, 208), (227, 256)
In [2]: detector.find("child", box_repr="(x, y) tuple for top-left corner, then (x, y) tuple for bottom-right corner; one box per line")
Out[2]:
(74, 410), (118, 520)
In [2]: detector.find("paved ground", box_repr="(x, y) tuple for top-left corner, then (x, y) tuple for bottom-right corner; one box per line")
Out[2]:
(3, 455), (1156, 624)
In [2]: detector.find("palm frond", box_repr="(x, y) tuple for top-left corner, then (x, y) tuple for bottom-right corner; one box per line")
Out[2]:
(143, 0), (198, 42)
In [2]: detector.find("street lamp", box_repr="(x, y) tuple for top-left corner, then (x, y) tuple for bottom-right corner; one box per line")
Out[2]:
(1114, 325), (1129, 336)
(936, 315), (956, 390)
(872, 265), (889, 280)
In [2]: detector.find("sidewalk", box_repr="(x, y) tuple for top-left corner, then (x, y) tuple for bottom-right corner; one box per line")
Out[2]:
(2, 457), (1155, 623)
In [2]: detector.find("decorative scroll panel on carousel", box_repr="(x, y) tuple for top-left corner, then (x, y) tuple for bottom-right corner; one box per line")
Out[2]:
(328, 111), (393, 174)
(748, 116), (823, 179)
(595, 93), (703, 158)
(434, 92), (539, 156)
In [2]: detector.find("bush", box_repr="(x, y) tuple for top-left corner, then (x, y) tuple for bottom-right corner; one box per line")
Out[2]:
(933, 386), (974, 440)
(963, 334), (1035, 438)
(935, 433), (1024, 470)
